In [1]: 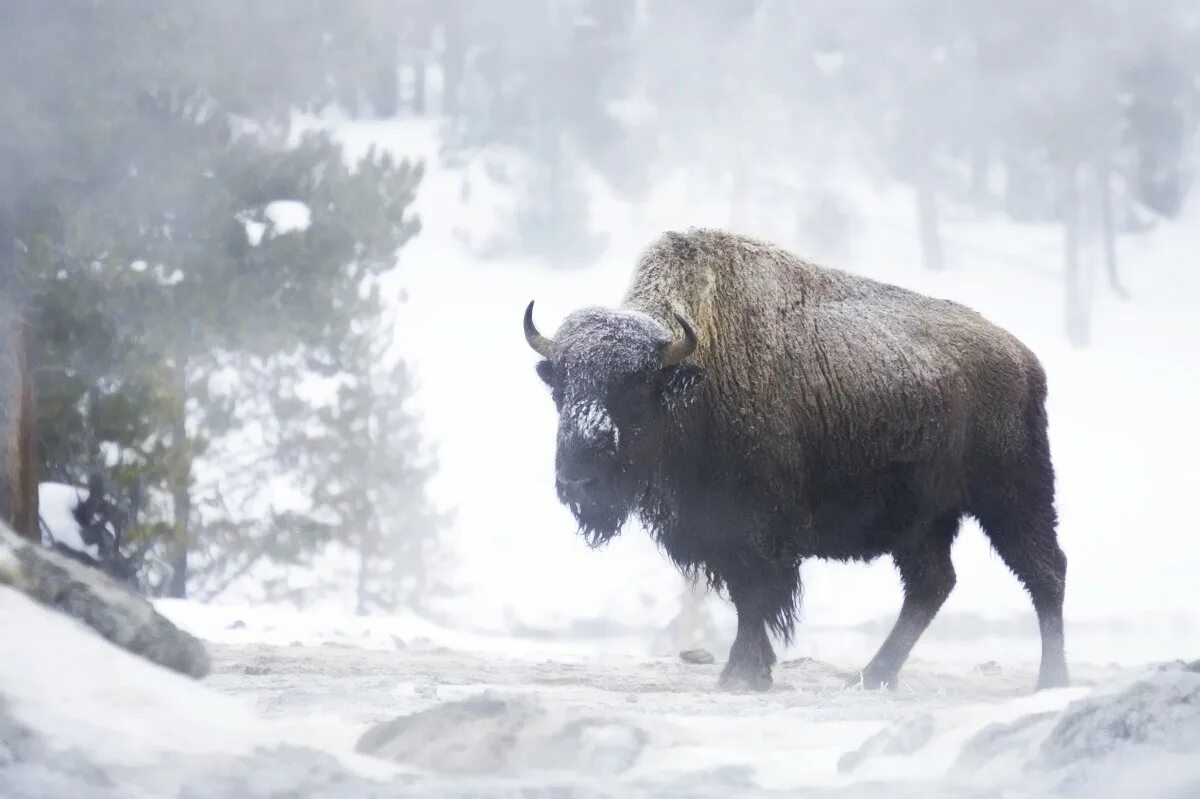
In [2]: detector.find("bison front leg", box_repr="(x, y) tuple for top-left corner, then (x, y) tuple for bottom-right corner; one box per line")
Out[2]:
(719, 609), (775, 692)
(718, 565), (796, 692)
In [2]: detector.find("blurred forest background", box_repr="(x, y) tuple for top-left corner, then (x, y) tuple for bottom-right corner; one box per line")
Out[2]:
(1, 0), (1197, 615)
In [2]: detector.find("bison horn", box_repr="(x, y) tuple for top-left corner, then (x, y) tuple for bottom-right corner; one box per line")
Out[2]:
(524, 301), (554, 358)
(661, 309), (699, 367)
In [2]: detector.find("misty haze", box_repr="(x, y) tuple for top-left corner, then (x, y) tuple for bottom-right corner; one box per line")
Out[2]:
(1, 2), (1198, 797)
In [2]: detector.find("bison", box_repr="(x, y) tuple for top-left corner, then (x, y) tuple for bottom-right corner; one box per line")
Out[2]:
(524, 228), (1068, 692)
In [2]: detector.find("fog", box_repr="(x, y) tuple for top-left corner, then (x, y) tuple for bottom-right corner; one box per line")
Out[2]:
(1, 2), (1198, 796)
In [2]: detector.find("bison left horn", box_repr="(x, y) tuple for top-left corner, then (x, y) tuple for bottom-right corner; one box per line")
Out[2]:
(524, 301), (554, 358)
(661, 309), (699, 367)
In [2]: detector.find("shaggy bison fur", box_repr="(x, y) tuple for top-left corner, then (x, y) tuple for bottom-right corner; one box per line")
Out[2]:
(524, 228), (1068, 692)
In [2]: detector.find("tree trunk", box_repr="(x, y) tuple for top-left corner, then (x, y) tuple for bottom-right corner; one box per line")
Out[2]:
(1062, 165), (1091, 347)
(356, 541), (370, 616)
(372, 64), (399, 118)
(970, 142), (989, 206)
(1098, 166), (1129, 300)
(915, 168), (945, 272)
(412, 61), (426, 115)
(14, 322), (36, 540)
(0, 237), (38, 542)
(440, 1), (464, 116)
(165, 357), (190, 598)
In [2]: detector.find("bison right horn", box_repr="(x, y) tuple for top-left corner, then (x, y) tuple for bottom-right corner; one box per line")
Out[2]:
(661, 309), (699, 367)
(524, 301), (554, 358)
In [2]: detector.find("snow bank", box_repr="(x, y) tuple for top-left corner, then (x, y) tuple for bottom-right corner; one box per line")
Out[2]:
(0, 588), (401, 796)
(38, 482), (95, 560)
(264, 199), (312, 235)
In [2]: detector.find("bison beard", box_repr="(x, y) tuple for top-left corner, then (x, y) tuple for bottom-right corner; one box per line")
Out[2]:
(526, 228), (1070, 694)
(564, 486), (634, 548)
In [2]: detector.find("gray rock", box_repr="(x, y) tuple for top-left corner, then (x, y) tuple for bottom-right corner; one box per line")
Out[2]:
(0, 524), (209, 678)
(679, 648), (715, 665)
(951, 669), (1200, 798)
(1035, 669), (1200, 770)
(837, 712), (936, 773)
(356, 693), (648, 777)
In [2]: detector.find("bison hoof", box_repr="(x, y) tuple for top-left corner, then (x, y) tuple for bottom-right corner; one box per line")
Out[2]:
(718, 661), (773, 693)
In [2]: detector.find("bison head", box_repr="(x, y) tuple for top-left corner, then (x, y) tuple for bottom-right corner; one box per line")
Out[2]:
(524, 302), (704, 545)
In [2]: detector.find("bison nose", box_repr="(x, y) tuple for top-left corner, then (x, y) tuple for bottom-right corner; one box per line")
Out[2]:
(555, 471), (597, 501)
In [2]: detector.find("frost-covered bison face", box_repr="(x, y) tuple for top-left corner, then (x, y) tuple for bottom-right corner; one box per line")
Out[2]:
(524, 303), (704, 545)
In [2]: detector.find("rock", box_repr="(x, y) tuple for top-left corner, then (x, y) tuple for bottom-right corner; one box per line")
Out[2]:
(1034, 669), (1200, 770)
(838, 712), (936, 774)
(1156, 658), (1200, 674)
(679, 648), (715, 665)
(973, 660), (1002, 676)
(356, 693), (647, 776)
(228, 620), (247, 630)
(780, 656), (814, 668)
(0, 524), (208, 678)
(952, 668), (1200, 797)
(390, 635), (406, 650)
(950, 710), (1060, 784)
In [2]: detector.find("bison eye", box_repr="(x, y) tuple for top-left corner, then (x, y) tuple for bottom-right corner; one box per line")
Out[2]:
(535, 360), (555, 387)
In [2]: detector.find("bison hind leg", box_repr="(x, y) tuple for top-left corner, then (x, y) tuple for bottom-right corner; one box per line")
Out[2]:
(972, 456), (1068, 690)
(857, 513), (960, 690)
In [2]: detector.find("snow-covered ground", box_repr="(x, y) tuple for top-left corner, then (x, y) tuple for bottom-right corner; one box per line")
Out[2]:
(6, 588), (1196, 797)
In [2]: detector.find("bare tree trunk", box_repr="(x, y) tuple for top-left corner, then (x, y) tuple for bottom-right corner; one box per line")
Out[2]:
(356, 542), (371, 616)
(915, 167), (945, 272)
(0, 242), (38, 542)
(165, 357), (190, 598)
(14, 322), (36, 539)
(1097, 166), (1129, 300)
(440, 0), (464, 117)
(1062, 164), (1091, 348)
(412, 61), (426, 115)
(970, 142), (989, 206)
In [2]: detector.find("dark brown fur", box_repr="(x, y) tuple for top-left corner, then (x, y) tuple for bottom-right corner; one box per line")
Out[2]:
(535, 228), (1067, 692)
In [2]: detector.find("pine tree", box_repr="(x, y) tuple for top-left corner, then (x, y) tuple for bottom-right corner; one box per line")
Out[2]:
(4, 2), (437, 596)
(284, 303), (447, 614)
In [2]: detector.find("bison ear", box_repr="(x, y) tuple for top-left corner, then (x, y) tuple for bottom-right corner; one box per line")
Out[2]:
(659, 363), (705, 405)
(535, 360), (555, 386)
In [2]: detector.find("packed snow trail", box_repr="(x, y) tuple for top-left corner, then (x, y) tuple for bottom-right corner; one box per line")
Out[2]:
(202, 635), (1126, 794)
